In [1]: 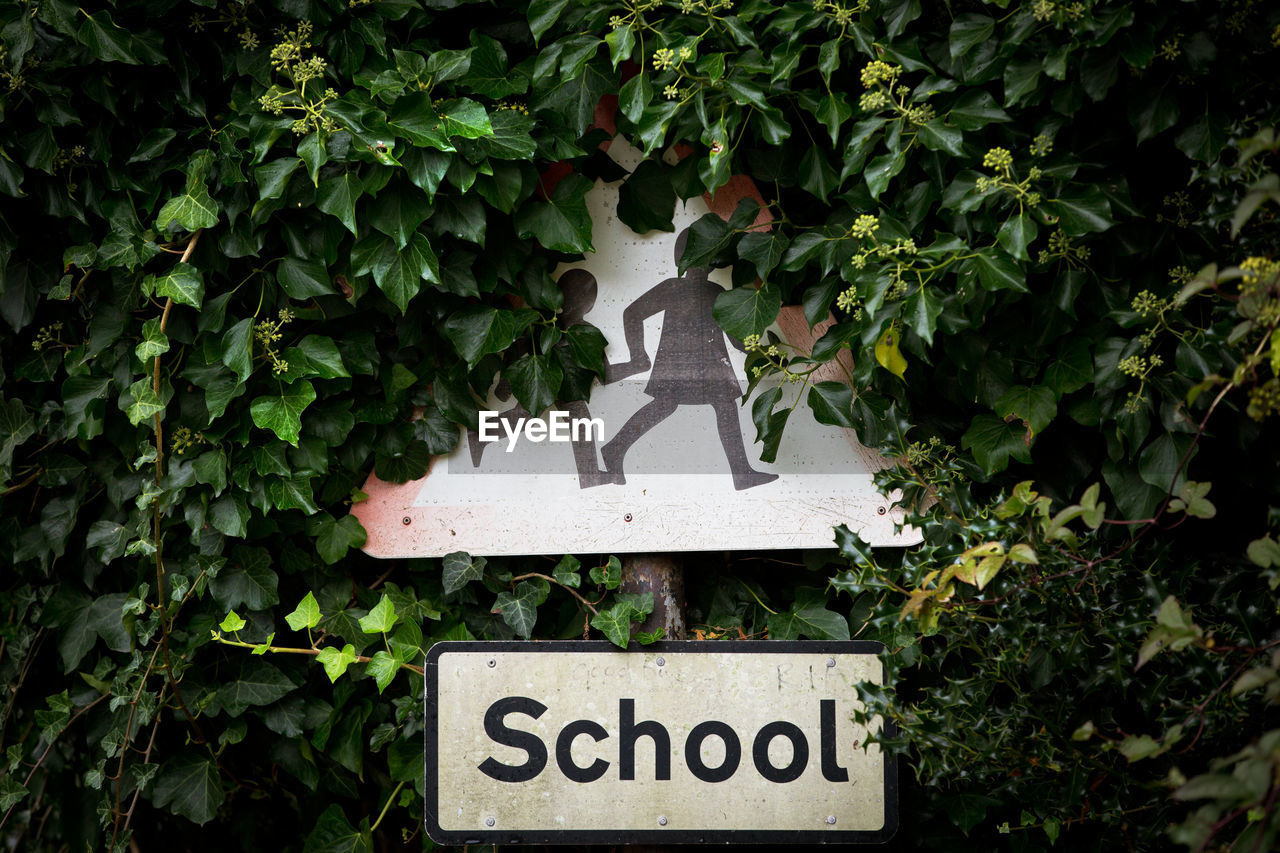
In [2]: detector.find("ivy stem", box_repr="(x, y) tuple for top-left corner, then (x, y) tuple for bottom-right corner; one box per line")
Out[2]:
(511, 572), (601, 615)
(210, 634), (426, 675)
(369, 780), (405, 833)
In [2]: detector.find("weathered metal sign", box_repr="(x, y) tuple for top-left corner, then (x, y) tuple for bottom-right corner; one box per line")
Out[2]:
(425, 641), (897, 845)
(352, 138), (920, 557)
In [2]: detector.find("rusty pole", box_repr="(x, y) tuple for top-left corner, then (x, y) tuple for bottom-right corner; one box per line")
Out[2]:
(619, 553), (685, 641)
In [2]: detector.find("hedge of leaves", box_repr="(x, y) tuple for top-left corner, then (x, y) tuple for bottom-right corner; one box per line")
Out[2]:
(1, 0), (1279, 850)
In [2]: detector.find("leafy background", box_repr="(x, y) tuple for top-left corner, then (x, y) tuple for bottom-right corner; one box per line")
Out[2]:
(1, 0), (1279, 850)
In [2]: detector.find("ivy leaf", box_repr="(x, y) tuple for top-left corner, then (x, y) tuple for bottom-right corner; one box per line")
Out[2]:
(617, 160), (676, 234)
(552, 554), (581, 589)
(713, 283), (781, 340)
(316, 644), (358, 682)
(442, 306), (520, 364)
(528, 0), (571, 44)
(149, 262), (205, 308)
(285, 592), (322, 631)
(972, 249), (1028, 292)
(152, 753), (224, 825)
(767, 600), (851, 641)
(443, 551), (487, 595)
(124, 377), (170, 425)
(78, 11), (140, 65)
(875, 325), (908, 380)
(807, 382), (855, 429)
(314, 514), (366, 564)
(254, 158), (301, 201)
(388, 93), (452, 151)
(514, 173), (594, 253)
(210, 547), (279, 611)
(917, 120), (964, 156)
(492, 580), (548, 639)
(220, 318), (254, 385)
(949, 14), (995, 61)
(962, 414), (1033, 474)
(365, 650), (399, 694)
(316, 171), (363, 237)
(135, 317), (171, 362)
(506, 353), (562, 416)
(589, 555), (622, 590)
(591, 600), (638, 648)
(277, 256), (332, 300)
(373, 233), (439, 314)
(217, 658), (297, 716)
(156, 185), (218, 232)
(948, 90), (1010, 130)
(904, 286), (944, 345)
(305, 804), (372, 853)
(358, 595), (398, 634)
(438, 98), (493, 139)
(250, 380), (317, 445)
(219, 610), (246, 632)
(994, 385), (1057, 436)
(997, 213), (1038, 261)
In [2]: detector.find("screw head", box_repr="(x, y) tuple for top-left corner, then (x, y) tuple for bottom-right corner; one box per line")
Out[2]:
(402, 516), (412, 525)
(656, 657), (666, 667)
(826, 815), (837, 825)
(487, 658), (496, 668)
(624, 513), (633, 522)
(877, 506), (887, 516)
(485, 817), (495, 827)
(826, 657), (836, 668)
(657, 816), (668, 826)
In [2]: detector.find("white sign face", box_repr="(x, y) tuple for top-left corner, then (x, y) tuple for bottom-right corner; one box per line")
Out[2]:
(425, 641), (897, 845)
(352, 139), (920, 556)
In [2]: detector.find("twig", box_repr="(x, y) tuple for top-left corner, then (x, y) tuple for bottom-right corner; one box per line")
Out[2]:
(511, 572), (601, 615)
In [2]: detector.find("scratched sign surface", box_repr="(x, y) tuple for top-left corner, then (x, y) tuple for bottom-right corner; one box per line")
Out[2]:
(351, 138), (919, 557)
(425, 641), (896, 845)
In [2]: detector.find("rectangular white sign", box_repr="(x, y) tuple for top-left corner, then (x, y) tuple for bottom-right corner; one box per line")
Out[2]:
(425, 641), (897, 845)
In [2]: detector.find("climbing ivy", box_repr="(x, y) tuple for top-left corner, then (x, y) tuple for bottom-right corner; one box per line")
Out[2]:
(0, 0), (1278, 850)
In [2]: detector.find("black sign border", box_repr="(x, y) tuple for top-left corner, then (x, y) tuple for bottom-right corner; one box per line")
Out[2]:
(424, 640), (898, 846)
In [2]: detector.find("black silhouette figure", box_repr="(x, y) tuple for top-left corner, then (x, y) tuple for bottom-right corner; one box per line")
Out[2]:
(601, 229), (779, 490)
(466, 269), (611, 488)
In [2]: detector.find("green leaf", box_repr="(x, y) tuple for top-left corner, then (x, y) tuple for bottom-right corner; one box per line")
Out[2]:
(528, 0), (571, 44)
(591, 601), (638, 648)
(949, 14), (995, 61)
(277, 256), (332, 300)
(316, 171), (363, 236)
(78, 11), (140, 64)
(972, 249), (1027, 292)
(767, 600), (851, 641)
(1137, 433), (1194, 494)
(948, 90), (1010, 130)
(221, 318), (254, 384)
(865, 151), (905, 199)
(210, 547), (279, 611)
(285, 592), (322, 631)
(493, 580), (547, 639)
(439, 98), (493, 139)
(315, 514), (366, 564)
(149, 262), (205, 308)
(997, 213), (1038, 261)
(442, 306), (520, 364)
(443, 551), (487, 595)
(152, 753), (224, 825)
(124, 377), (169, 425)
(1130, 89), (1179, 143)
(255, 158), (302, 201)
(506, 353), (562, 416)
(917, 120), (964, 156)
(368, 185), (432, 251)
(217, 658), (296, 716)
(358, 595), (398, 634)
(617, 160), (676, 234)
(219, 610), (246, 632)
(388, 93), (452, 151)
(156, 186), (218, 231)
(305, 804), (372, 853)
(904, 286), (944, 345)
(250, 380), (317, 445)
(316, 644), (358, 682)
(135, 317), (171, 362)
(297, 336), (350, 379)
(373, 233), (439, 314)
(962, 414), (1033, 473)
(807, 382), (855, 429)
(366, 650), (399, 694)
(994, 385), (1056, 436)
(552, 554), (581, 589)
(514, 173), (594, 254)
(1045, 192), (1114, 235)
(589, 555), (622, 590)
(713, 283), (781, 340)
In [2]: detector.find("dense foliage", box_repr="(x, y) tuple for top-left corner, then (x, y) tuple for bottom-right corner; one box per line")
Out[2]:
(1, 0), (1278, 850)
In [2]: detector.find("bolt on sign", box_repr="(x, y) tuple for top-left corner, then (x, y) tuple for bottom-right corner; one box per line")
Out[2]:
(352, 138), (921, 556)
(425, 641), (897, 845)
